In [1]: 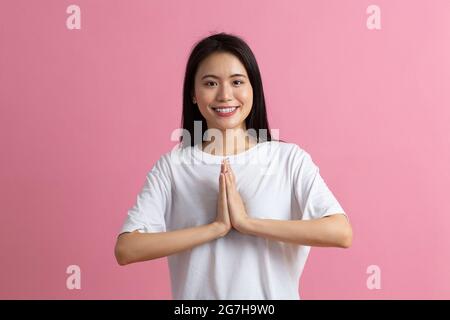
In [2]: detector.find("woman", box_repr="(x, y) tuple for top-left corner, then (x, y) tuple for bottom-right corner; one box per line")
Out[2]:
(115, 32), (352, 300)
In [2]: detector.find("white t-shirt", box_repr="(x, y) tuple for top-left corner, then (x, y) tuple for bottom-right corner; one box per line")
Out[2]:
(119, 141), (347, 300)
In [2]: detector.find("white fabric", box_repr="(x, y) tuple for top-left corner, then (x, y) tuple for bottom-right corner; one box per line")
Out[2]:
(119, 141), (347, 299)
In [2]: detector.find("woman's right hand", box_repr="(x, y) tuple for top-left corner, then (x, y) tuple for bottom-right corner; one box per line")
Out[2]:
(215, 159), (232, 237)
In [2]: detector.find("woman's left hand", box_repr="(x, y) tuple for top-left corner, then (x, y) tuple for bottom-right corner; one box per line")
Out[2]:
(223, 159), (251, 233)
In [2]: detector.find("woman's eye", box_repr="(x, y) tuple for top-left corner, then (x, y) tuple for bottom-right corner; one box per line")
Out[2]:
(204, 80), (244, 87)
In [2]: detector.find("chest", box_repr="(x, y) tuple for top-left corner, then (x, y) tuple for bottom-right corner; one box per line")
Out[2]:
(168, 164), (294, 229)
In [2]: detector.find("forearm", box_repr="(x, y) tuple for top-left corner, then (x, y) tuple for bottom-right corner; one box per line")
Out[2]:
(115, 222), (226, 265)
(241, 214), (352, 248)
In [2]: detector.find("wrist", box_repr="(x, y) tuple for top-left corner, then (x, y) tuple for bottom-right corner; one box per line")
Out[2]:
(235, 217), (254, 235)
(211, 222), (228, 238)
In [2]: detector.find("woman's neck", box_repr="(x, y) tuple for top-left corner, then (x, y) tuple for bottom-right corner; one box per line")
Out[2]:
(201, 129), (258, 156)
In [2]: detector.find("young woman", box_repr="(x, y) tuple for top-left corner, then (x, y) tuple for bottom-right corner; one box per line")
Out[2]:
(115, 32), (352, 300)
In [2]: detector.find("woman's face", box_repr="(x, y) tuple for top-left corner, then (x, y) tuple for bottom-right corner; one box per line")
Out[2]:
(193, 52), (253, 133)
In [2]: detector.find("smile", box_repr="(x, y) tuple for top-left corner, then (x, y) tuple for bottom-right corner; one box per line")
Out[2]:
(211, 106), (239, 117)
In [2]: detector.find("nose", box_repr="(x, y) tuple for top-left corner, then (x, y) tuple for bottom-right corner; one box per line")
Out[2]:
(216, 82), (233, 102)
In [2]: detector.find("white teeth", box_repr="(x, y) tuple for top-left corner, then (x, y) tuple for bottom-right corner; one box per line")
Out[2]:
(214, 107), (237, 113)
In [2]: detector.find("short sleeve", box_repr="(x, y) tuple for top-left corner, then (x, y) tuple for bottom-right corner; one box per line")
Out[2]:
(292, 146), (347, 221)
(119, 155), (171, 235)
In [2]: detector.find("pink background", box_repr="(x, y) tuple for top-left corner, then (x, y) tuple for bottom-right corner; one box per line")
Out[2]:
(1, 0), (449, 299)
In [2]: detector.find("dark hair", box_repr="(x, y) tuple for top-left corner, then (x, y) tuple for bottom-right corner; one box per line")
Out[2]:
(180, 32), (280, 147)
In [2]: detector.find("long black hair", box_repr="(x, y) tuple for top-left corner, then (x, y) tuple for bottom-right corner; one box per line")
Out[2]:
(180, 32), (279, 148)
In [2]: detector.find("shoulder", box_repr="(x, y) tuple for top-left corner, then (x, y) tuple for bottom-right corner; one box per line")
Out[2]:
(156, 143), (195, 167)
(266, 141), (319, 176)
(144, 144), (192, 182)
(267, 140), (310, 159)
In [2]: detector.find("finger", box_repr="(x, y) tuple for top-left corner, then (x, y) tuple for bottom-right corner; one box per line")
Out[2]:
(222, 174), (230, 208)
(225, 158), (231, 173)
(227, 160), (232, 176)
(225, 172), (233, 194)
(224, 171), (229, 188)
(225, 159), (235, 184)
(229, 166), (235, 185)
(219, 173), (227, 200)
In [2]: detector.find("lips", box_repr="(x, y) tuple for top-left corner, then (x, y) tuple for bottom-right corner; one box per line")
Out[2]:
(211, 105), (239, 109)
(211, 106), (239, 117)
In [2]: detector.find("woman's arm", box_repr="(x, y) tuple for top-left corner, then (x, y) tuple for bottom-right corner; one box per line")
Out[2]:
(114, 222), (227, 265)
(116, 159), (233, 266)
(239, 214), (352, 248)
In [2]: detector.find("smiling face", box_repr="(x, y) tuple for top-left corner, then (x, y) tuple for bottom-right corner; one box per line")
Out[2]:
(193, 52), (253, 133)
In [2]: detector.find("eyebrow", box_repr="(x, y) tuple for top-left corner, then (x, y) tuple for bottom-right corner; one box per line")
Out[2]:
(201, 74), (247, 80)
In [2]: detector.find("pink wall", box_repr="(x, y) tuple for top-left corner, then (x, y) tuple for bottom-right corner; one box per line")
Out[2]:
(1, 0), (449, 299)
